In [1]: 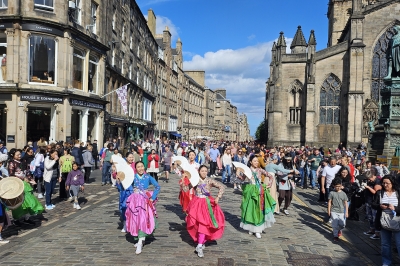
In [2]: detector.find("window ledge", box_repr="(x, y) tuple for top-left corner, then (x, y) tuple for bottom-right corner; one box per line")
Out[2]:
(0, 7), (8, 10)
(29, 81), (55, 86)
(34, 5), (55, 13)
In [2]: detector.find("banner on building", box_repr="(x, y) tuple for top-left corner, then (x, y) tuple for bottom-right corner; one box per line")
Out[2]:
(116, 84), (129, 115)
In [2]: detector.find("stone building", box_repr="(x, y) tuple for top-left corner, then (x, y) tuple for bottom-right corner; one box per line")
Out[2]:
(183, 72), (205, 139)
(266, 0), (400, 148)
(103, 2), (157, 147)
(0, 0), (109, 148)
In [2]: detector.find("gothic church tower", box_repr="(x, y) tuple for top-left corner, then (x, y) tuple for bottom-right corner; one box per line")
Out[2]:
(327, 0), (352, 46)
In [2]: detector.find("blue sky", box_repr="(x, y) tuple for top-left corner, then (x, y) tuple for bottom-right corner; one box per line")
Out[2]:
(137, 0), (330, 136)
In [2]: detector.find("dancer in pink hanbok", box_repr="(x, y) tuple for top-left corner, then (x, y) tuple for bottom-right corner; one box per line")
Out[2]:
(125, 161), (160, 255)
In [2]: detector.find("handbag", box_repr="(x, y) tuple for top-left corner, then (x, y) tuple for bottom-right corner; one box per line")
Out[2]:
(379, 191), (400, 231)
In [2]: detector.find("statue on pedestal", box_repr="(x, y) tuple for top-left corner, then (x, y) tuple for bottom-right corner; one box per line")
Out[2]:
(384, 25), (400, 80)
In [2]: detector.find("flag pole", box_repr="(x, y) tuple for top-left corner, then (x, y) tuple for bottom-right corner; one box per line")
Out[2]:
(100, 83), (130, 98)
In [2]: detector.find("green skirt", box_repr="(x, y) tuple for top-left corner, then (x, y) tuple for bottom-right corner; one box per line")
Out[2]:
(11, 181), (44, 219)
(240, 183), (276, 227)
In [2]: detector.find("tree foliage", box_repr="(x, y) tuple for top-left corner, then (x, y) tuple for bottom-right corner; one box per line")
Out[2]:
(255, 120), (268, 144)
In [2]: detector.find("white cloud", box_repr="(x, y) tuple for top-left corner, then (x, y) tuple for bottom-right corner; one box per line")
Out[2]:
(184, 38), (292, 135)
(247, 34), (256, 41)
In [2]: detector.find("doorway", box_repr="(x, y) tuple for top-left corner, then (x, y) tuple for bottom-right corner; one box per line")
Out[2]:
(27, 107), (51, 142)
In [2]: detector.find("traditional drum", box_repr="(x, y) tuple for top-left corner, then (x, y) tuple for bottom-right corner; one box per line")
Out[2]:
(0, 177), (25, 210)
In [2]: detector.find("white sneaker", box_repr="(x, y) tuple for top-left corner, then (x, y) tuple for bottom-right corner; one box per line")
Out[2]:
(284, 210), (289, 215)
(73, 203), (77, 209)
(195, 246), (204, 258)
(135, 243), (143, 254)
(76, 204), (81, 210)
(248, 231), (253, 235)
(121, 225), (126, 233)
(255, 233), (262, 239)
(37, 193), (43, 199)
(0, 238), (9, 244)
(69, 196), (73, 200)
(45, 205), (53, 210)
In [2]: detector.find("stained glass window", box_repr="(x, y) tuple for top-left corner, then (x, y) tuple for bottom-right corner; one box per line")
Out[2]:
(371, 26), (396, 103)
(319, 74), (341, 124)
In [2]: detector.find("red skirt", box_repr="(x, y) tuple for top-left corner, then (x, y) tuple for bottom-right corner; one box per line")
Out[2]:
(179, 190), (192, 213)
(186, 195), (225, 242)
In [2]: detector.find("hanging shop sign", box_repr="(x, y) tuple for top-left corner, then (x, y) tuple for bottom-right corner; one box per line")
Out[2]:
(21, 94), (63, 103)
(69, 98), (105, 110)
(22, 23), (64, 37)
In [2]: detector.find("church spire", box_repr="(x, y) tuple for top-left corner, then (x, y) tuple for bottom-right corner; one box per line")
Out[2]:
(308, 30), (316, 46)
(277, 31), (286, 47)
(290, 26), (307, 54)
(290, 26), (307, 49)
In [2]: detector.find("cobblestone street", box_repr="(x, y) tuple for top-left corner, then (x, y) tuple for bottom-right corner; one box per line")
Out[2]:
(0, 170), (385, 265)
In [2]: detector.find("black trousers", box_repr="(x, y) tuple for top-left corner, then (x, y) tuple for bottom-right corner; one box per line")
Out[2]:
(278, 190), (293, 210)
(84, 167), (92, 183)
(59, 173), (68, 199)
(210, 161), (217, 176)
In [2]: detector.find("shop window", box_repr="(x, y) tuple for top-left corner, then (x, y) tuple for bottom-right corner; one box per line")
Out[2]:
(89, 54), (98, 94)
(29, 35), (56, 84)
(34, 0), (53, 11)
(73, 48), (85, 90)
(0, 32), (6, 83)
(0, 0), (7, 8)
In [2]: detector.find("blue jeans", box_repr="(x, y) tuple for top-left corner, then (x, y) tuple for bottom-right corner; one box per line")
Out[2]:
(299, 167), (304, 186)
(102, 161), (112, 184)
(308, 169), (317, 188)
(222, 165), (231, 183)
(381, 228), (400, 265)
(45, 178), (57, 206)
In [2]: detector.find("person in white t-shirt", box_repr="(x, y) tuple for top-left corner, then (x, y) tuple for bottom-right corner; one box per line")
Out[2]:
(321, 156), (341, 202)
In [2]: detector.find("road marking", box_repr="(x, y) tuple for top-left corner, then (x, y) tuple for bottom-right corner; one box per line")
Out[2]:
(293, 193), (374, 266)
(17, 228), (37, 237)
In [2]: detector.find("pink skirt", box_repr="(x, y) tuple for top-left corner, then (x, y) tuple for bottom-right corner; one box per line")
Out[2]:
(125, 191), (157, 236)
(186, 195), (225, 242)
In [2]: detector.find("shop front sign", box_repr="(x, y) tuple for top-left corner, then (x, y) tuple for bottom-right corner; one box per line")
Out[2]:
(21, 94), (63, 103)
(69, 98), (105, 110)
(22, 23), (64, 37)
(0, 22), (13, 29)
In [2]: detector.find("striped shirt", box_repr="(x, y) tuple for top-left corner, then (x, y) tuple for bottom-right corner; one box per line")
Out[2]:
(382, 191), (398, 215)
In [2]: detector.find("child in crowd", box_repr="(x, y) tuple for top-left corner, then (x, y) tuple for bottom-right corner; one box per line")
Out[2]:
(66, 162), (85, 210)
(328, 177), (348, 242)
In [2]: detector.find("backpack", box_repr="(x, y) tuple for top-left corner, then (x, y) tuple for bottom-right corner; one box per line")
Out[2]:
(61, 157), (73, 173)
(195, 153), (203, 165)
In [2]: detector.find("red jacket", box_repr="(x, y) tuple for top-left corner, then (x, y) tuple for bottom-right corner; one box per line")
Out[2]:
(147, 154), (160, 168)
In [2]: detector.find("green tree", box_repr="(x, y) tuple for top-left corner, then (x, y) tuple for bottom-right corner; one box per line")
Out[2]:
(255, 120), (268, 143)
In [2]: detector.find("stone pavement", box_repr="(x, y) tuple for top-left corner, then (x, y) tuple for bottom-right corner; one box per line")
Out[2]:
(295, 187), (400, 266)
(0, 171), (378, 265)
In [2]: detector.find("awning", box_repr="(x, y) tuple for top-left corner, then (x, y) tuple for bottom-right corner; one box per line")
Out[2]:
(170, 132), (182, 138)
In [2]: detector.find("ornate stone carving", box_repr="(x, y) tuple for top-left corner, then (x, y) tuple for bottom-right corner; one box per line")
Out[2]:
(363, 99), (378, 137)
(391, 135), (400, 148)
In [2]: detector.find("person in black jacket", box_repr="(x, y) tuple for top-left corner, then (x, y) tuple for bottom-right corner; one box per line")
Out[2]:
(92, 140), (99, 169)
(371, 175), (400, 266)
(71, 140), (84, 168)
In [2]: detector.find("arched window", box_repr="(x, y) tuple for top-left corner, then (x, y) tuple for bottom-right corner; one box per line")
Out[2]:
(289, 80), (302, 124)
(371, 25), (397, 103)
(319, 74), (341, 124)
